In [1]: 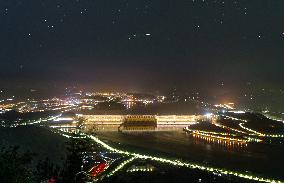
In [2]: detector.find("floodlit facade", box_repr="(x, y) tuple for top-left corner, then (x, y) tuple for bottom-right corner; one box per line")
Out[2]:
(80, 114), (200, 126)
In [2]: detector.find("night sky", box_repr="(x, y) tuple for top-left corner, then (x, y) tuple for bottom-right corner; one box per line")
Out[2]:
(1, 0), (284, 93)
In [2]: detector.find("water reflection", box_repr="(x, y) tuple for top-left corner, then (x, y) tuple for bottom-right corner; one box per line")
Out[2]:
(192, 133), (247, 148)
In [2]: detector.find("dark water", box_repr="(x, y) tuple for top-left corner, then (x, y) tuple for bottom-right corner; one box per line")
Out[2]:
(96, 130), (284, 180)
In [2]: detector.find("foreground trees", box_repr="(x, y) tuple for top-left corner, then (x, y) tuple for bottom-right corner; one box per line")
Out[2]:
(0, 134), (95, 183)
(61, 136), (95, 183)
(0, 146), (34, 183)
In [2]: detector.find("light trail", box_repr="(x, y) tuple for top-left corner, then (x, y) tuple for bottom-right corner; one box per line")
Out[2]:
(243, 136), (263, 143)
(1, 114), (60, 128)
(222, 115), (248, 122)
(184, 126), (262, 144)
(184, 127), (238, 136)
(192, 131), (247, 143)
(184, 127), (248, 143)
(263, 114), (284, 124)
(222, 115), (284, 138)
(239, 123), (284, 138)
(212, 121), (248, 134)
(107, 157), (137, 177)
(127, 166), (155, 172)
(86, 134), (283, 183)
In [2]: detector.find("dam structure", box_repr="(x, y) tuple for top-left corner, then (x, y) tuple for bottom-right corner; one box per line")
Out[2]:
(79, 114), (200, 131)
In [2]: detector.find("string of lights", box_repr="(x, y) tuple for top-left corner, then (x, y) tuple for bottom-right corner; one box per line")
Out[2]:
(85, 134), (283, 183)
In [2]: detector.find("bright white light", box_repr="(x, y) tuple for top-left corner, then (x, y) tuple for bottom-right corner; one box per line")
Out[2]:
(229, 111), (245, 114)
(205, 113), (213, 118)
(54, 117), (74, 121)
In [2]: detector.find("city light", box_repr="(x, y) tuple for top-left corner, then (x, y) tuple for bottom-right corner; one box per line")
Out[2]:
(184, 127), (249, 144)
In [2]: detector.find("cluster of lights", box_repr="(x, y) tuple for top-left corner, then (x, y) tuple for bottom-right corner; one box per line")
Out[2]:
(188, 130), (248, 144)
(83, 92), (161, 109)
(192, 134), (247, 146)
(121, 99), (153, 105)
(184, 127), (238, 136)
(244, 136), (263, 143)
(214, 103), (235, 110)
(0, 91), (168, 113)
(0, 115), (60, 128)
(127, 167), (154, 172)
(89, 163), (109, 177)
(15, 98), (79, 113)
(0, 105), (14, 112)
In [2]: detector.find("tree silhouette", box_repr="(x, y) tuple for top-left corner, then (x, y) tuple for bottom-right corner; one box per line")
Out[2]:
(61, 135), (94, 183)
(34, 157), (61, 182)
(0, 146), (34, 183)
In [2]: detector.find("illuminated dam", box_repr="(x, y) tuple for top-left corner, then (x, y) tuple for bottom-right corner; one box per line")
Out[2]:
(78, 115), (201, 131)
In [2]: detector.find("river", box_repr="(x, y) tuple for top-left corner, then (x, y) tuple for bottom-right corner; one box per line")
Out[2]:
(96, 129), (284, 180)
